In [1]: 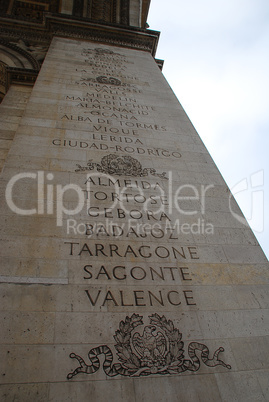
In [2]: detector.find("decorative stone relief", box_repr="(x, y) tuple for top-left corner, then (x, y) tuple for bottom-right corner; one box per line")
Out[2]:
(67, 313), (231, 378)
(11, 39), (48, 63)
(75, 154), (169, 180)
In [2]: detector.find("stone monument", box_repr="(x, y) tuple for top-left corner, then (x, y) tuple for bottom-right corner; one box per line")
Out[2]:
(0, 1), (268, 400)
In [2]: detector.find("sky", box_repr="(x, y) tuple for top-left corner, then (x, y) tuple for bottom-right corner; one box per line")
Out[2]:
(147, 0), (269, 259)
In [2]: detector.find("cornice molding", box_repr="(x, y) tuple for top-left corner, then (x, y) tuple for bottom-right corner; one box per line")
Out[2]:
(155, 59), (164, 71)
(0, 13), (160, 56)
(6, 67), (39, 86)
(45, 14), (159, 56)
(0, 12), (160, 92)
(0, 18), (51, 45)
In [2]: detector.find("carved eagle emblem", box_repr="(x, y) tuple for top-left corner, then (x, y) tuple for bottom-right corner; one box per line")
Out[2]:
(132, 325), (167, 366)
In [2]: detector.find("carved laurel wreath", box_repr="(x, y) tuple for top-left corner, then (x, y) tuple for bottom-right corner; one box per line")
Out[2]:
(113, 313), (143, 372)
(114, 313), (184, 375)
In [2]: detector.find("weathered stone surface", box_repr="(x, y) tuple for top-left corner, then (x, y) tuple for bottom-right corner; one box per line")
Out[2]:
(0, 30), (268, 402)
(0, 384), (49, 402)
(0, 85), (32, 172)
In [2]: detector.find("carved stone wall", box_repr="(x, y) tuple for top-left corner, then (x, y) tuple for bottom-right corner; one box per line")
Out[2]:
(0, 36), (268, 401)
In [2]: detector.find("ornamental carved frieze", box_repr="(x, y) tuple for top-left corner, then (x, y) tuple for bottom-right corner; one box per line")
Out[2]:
(75, 154), (169, 180)
(0, 13), (159, 56)
(48, 22), (157, 54)
(67, 314), (231, 379)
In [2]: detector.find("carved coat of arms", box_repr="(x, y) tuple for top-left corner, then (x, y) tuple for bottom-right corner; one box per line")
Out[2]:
(67, 314), (231, 379)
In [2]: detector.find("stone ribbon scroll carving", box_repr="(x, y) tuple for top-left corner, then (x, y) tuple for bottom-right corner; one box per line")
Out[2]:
(67, 313), (231, 379)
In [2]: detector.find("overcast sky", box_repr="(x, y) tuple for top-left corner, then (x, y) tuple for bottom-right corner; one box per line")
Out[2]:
(148, 0), (269, 259)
